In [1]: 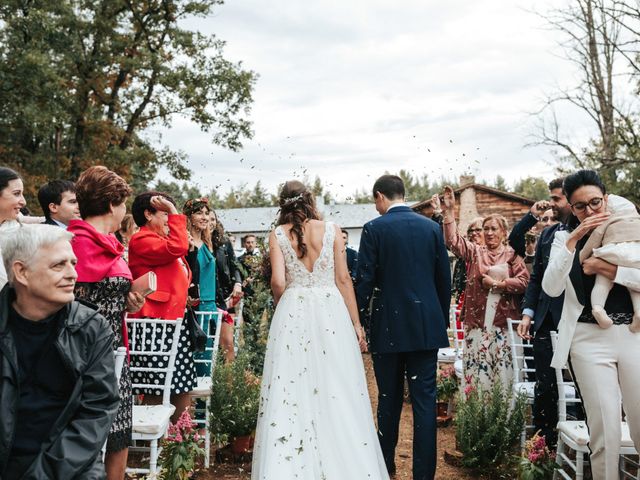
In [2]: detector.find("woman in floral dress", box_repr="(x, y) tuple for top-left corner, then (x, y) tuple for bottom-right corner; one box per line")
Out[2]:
(69, 166), (145, 480)
(441, 186), (529, 391)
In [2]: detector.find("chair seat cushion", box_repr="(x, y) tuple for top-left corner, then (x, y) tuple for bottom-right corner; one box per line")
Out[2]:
(513, 381), (535, 400)
(454, 359), (463, 379)
(132, 405), (176, 435)
(558, 420), (635, 448)
(438, 347), (456, 363)
(190, 376), (212, 396)
(558, 421), (589, 446)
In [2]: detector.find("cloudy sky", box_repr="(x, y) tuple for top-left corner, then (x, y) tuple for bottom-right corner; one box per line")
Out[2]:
(155, 0), (596, 200)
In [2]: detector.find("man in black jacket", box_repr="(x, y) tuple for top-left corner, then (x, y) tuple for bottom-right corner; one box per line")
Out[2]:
(0, 225), (119, 479)
(509, 178), (571, 446)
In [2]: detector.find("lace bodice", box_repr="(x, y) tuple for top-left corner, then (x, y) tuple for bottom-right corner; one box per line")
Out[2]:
(274, 222), (336, 289)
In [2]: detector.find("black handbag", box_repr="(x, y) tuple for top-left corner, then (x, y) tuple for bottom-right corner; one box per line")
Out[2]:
(185, 306), (207, 353)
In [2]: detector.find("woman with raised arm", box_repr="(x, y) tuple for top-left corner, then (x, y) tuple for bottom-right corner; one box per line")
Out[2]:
(251, 180), (388, 480)
(440, 185), (529, 391)
(128, 192), (195, 422)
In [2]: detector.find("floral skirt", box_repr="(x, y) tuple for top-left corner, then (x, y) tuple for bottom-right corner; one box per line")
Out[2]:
(463, 326), (513, 392)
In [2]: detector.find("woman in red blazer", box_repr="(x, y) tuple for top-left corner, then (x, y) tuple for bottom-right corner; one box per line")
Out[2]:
(128, 192), (194, 421)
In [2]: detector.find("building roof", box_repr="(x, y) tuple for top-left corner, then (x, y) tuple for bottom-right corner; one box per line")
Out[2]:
(217, 202), (380, 234)
(410, 183), (534, 211)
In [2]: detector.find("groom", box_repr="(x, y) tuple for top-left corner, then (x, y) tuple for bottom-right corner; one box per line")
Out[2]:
(356, 175), (451, 480)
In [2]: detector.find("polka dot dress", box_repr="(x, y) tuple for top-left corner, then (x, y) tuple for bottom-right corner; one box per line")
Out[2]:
(131, 320), (196, 396)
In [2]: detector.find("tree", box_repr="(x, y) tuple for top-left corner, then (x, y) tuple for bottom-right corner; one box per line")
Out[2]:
(532, 0), (640, 202)
(513, 176), (549, 201)
(493, 175), (508, 191)
(0, 0), (256, 204)
(154, 180), (204, 207)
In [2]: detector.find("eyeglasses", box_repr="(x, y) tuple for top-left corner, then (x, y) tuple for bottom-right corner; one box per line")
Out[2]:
(570, 197), (604, 213)
(467, 228), (483, 234)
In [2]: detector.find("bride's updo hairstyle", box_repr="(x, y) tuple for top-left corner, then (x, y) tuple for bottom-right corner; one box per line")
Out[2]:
(277, 180), (321, 258)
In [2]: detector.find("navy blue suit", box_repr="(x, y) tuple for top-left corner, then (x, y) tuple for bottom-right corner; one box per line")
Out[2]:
(346, 246), (358, 281)
(510, 213), (566, 444)
(356, 205), (451, 480)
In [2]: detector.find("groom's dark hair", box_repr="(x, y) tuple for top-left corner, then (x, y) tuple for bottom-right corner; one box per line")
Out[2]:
(373, 175), (405, 200)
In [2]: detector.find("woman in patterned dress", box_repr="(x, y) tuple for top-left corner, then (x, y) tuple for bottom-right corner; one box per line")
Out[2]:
(440, 185), (529, 391)
(69, 166), (145, 480)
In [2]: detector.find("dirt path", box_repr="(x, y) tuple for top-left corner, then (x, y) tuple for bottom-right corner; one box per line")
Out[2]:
(201, 353), (480, 480)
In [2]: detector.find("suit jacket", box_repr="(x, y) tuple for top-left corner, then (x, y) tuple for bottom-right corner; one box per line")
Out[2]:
(42, 217), (62, 227)
(508, 211), (538, 259)
(522, 223), (565, 332)
(543, 230), (640, 368)
(345, 247), (358, 280)
(128, 215), (191, 320)
(355, 206), (451, 353)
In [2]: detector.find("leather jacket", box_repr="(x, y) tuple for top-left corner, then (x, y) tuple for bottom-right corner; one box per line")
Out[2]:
(0, 285), (120, 479)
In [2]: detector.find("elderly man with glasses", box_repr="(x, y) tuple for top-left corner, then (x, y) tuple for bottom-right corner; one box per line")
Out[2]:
(0, 225), (119, 479)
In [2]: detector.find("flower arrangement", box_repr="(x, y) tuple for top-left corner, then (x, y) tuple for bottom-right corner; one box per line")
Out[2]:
(455, 379), (527, 471)
(518, 433), (559, 480)
(436, 364), (459, 403)
(158, 410), (204, 480)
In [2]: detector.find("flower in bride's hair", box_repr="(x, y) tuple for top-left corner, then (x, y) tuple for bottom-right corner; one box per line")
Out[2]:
(281, 193), (304, 206)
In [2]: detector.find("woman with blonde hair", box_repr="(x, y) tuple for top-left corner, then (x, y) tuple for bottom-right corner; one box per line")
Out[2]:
(440, 186), (529, 391)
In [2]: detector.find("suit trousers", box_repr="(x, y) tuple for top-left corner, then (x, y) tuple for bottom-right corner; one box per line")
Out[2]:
(570, 323), (640, 480)
(532, 327), (559, 446)
(372, 350), (438, 480)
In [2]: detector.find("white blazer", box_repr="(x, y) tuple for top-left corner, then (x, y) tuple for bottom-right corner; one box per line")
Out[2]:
(542, 229), (640, 368)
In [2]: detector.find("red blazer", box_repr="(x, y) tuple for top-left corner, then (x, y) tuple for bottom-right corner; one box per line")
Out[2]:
(128, 214), (191, 320)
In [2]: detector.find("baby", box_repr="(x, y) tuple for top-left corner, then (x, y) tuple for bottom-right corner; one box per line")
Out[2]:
(580, 195), (640, 332)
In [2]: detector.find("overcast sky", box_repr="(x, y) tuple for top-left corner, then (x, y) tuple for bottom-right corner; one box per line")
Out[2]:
(154, 0), (596, 201)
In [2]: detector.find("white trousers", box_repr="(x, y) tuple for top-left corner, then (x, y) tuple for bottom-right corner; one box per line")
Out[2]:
(570, 323), (640, 480)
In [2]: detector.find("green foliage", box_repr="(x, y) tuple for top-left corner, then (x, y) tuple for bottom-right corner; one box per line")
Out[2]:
(158, 410), (204, 480)
(455, 380), (527, 471)
(213, 180), (277, 209)
(239, 237), (274, 375)
(208, 351), (261, 445)
(348, 171), (459, 203)
(154, 180), (205, 207)
(513, 177), (549, 201)
(0, 0), (255, 203)
(493, 175), (508, 191)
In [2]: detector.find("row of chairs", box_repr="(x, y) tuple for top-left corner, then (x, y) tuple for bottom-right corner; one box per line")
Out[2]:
(114, 310), (225, 476)
(507, 318), (639, 480)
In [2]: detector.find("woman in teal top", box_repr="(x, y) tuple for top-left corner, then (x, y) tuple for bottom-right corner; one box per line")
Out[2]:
(184, 198), (236, 375)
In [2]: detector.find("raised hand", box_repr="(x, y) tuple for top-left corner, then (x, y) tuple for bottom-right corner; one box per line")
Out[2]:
(566, 212), (611, 252)
(530, 200), (550, 217)
(441, 186), (455, 212)
(150, 195), (178, 215)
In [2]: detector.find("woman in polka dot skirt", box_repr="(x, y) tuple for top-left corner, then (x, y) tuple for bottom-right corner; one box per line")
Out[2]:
(128, 191), (195, 422)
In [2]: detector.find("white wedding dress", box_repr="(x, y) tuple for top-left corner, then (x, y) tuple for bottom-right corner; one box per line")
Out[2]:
(251, 222), (389, 480)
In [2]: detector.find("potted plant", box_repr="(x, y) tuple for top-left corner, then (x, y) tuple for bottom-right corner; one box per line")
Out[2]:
(518, 432), (559, 480)
(209, 351), (261, 455)
(436, 364), (458, 418)
(452, 379), (527, 475)
(158, 410), (204, 479)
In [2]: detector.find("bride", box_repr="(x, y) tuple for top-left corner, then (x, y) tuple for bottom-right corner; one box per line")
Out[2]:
(251, 181), (389, 480)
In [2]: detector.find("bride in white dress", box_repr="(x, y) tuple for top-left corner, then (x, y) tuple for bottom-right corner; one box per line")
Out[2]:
(251, 181), (390, 480)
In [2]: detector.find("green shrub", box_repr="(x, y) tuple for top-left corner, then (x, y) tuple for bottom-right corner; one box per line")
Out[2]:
(209, 352), (261, 446)
(455, 380), (527, 471)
